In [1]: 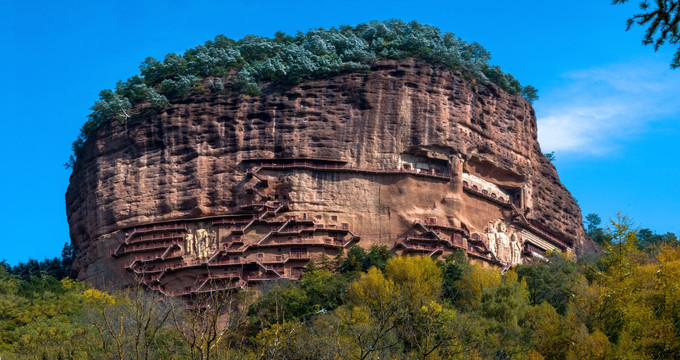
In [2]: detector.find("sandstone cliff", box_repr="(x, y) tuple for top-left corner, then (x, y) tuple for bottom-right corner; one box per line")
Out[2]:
(66, 59), (595, 289)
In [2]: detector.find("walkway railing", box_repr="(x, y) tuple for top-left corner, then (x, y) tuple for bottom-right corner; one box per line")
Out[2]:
(254, 162), (453, 181)
(462, 182), (512, 207)
(112, 239), (183, 257)
(462, 182), (572, 250)
(115, 178), (367, 296)
(123, 223), (188, 243)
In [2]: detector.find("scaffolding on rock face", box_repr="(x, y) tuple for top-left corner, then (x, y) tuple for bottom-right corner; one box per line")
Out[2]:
(462, 181), (514, 208)
(414, 221), (471, 237)
(115, 157), (575, 290)
(452, 233), (467, 248)
(112, 239), (184, 257)
(115, 199), (359, 297)
(401, 219), (505, 264)
(151, 279), (247, 297)
(500, 262), (514, 274)
(250, 161), (531, 267)
(124, 245), (183, 268)
(523, 242), (547, 257)
(461, 181), (572, 251)
(122, 223), (189, 244)
(112, 231), (187, 257)
(253, 162), (453, 182)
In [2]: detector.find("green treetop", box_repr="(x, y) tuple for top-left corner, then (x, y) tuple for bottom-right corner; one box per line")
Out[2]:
(68, 20), (537, 169)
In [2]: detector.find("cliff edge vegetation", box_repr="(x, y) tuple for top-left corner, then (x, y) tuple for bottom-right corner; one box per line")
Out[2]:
(67, 19), (537, 168)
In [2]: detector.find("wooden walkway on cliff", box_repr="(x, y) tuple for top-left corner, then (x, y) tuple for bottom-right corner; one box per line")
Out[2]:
(248, 161), (453, 182)
(399, 219), (504, 264)
(114, 159), (576, 296)
(117, 201), (361, 296)
(250, 161), (572, 251)
(461, 181), (572, 250)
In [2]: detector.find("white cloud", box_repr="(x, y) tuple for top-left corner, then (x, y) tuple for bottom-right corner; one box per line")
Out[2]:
(535, 60), (680, 156)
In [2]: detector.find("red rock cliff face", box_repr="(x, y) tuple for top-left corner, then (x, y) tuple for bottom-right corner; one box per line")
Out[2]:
(66, 59), (594, 289)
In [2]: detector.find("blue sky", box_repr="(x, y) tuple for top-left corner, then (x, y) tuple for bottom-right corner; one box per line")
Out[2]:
(2, 1), (678, 264)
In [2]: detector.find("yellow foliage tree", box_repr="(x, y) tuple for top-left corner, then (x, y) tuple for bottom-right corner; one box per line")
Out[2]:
(384, 255), (442, 308)
(343, 256), (462, 359)
(454, 264), (501, 309)
(344, 267), (400, 360)
(525, 302), (569, 359)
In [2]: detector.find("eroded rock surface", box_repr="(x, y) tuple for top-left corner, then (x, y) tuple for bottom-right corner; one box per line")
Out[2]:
(66, 59), (595, 290)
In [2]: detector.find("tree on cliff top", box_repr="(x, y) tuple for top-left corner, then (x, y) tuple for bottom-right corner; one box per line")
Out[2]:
(613, 0), (680, 68)
(522, 85), (539, 103)
(68, 20), (537, 169)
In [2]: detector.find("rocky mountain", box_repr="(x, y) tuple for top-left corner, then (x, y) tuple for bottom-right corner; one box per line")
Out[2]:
(66, 59), (595, 293)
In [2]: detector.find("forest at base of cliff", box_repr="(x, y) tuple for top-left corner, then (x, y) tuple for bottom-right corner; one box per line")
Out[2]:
(1, 214), (679, 360)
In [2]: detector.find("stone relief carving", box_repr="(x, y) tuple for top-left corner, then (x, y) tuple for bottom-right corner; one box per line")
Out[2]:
(497, 222), (510, 250)
(195, 229), (208, 259)
(462, 172), (512, 200)
(484, 220), (523, 265)
(184, 228), (219, 259)
(484, 222), (498, 256)
(184, 229), (194, 256)
(510, 232), (522, 265)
